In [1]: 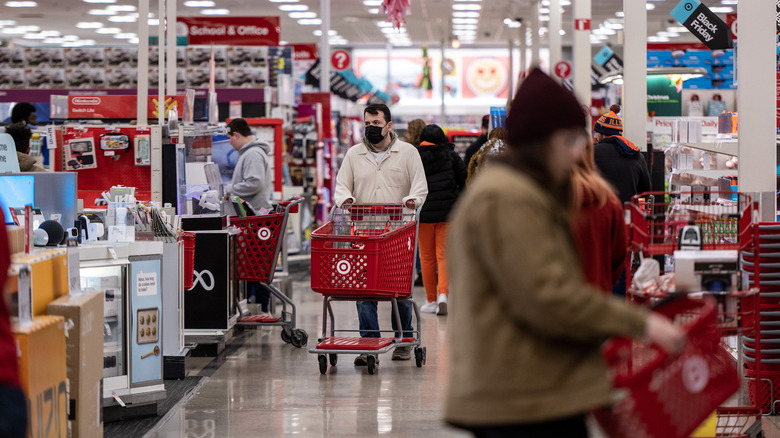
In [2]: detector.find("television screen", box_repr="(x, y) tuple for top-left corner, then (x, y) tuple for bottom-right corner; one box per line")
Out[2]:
(0, 174), (34, 224)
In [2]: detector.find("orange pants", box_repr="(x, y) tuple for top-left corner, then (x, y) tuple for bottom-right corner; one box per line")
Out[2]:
(418, 222), (449, 303)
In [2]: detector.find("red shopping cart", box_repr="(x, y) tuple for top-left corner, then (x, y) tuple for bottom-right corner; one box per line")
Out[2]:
(309, 203), (425, 375)
(232, 197), (308, 348)
(595, 297), (740, 438)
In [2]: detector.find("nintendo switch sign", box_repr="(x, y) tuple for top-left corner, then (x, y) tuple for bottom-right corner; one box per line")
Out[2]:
(67, 95), (184, 119)
(178, 17), (280, 46)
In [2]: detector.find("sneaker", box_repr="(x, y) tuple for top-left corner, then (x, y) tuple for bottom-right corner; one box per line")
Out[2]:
(392, 346), (412, 361)
(354, 354), (378, 366)
(419, 301), (438, 313)
(437, 294), (448, 316)
(414, 276), (424, 287)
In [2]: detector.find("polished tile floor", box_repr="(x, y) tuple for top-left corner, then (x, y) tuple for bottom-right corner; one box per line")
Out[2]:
(148, 279), (471, 438)
(147, 277), (780, 438)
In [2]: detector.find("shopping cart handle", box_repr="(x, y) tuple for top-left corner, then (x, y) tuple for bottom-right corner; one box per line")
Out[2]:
(279, 196), (304, 214)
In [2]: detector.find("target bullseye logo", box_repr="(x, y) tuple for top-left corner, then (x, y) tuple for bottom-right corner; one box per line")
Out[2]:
(336, 260), (352, 275)
(257, 227), (271, 240)
(682, 355), (709, 394)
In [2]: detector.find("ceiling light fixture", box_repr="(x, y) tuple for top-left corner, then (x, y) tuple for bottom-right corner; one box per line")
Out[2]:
(183, 0), (215, 6)
(0, 20), (17, 26)
(82, 0), (116, 3)
(615, 11), (624, 17)
(88, 9), (116, 15)
(297, 18), (322, 25)
(376, 21), (392, 27)
(452, 12), (479, 18)
(96, 27), (121, 34)
(279, 5), (307, 11)
(22, 33), (46, 39)
(5, 1), (37, 6)
(709, 6), (733, 13)
(201, 8), (230, 15)
(76, 22), (104, 28)
(43, 37), (65, 43)
(363, 0), (382, 5)
(453, 24), (478, 30)
(114, 32), (136, 39)
(452, 18), (478, 24)
(313, 29), (338, 36)
(367, 8), (379, 14)
(452, 4), (480, 10)
(108, 15), (137, 22)
(452, 37), (461, 49)
(646, 4), (655, 10)
(148, 18), (159, 25)
(106, 4), (134, 11)
(269, 0), (299, 2)
(288, 12), (316, 18)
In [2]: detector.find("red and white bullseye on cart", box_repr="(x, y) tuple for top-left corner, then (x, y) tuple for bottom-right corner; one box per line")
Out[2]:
(231, 197), (308, 347)
(309, 203), (425, 375)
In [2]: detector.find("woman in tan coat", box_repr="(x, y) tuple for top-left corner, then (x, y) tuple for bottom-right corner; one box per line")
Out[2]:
(445, 68), (685, 437)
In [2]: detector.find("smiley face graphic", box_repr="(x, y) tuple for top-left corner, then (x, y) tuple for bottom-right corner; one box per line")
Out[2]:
(466, 57), (507, 96)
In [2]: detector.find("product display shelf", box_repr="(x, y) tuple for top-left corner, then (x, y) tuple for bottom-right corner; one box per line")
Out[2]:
(670, 169), (736, 180)
(679, 141), (738, 157)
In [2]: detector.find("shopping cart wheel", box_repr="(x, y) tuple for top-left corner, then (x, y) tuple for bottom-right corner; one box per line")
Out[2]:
(414, 347), (426, 368)
(281, 326), (292, 344)
(329, 354), (338, 366)
(290, 329), (308, 348)
(367, 355), (377, 375)
(318, 355), (327, 375)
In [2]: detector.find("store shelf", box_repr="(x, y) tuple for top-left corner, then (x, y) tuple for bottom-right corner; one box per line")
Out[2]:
(671, 169), (737, 179)
(679, 141), (738, 157)
(672, 203), (740, 215)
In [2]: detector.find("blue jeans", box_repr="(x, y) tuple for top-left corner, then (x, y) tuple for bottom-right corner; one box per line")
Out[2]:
(356, 300), (414, 338)
(0, 384), (27, 438)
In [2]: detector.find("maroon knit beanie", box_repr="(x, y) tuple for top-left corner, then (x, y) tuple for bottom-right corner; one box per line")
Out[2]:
(505, 67), (586, 145)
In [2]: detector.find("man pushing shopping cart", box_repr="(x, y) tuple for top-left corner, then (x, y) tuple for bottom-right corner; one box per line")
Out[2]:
(328, 103), (428, 368)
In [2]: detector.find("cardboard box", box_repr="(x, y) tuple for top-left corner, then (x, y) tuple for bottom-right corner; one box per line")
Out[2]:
(11, 248), (69, 316)
(13, 315), (67, 438)
(6, 226), (23, 255)
(48, 292), (104, 438)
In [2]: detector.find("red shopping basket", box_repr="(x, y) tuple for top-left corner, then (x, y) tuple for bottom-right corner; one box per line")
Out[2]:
(594, 297), (740, 438)
(182, 232), (196, 290)
(231, 212), (286, 282)
(310, 207), (417, 297)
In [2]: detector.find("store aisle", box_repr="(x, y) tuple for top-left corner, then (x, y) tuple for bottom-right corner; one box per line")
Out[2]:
(148, 274), (470, 438)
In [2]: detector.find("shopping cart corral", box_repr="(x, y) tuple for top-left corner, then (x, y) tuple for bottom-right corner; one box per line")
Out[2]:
(309, 204), (425, 375)
(616, 191), (765, 437)
(231, 197), (308, 348)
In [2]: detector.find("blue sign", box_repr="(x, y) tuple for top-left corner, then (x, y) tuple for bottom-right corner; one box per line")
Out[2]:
(594, 45), (615, 67)
(130, 257), (163, 385)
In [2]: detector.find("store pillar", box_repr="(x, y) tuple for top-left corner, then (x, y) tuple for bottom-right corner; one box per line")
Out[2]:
(623, 0), (647, 150)
(549, 0), (562, 81)
(529, 0), (540, 67)
(319, 0), (331, 93)
(572, 0), (591, 128)
(737, 0), (777, 219)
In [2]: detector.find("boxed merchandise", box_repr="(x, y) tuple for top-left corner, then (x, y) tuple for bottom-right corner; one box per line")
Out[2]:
(681, 50), (713, 67)
(6, 225), (23, 254)
(10, 248), (69, 316)
(48, 291), (104, 438)
(13, 315), (67, 438)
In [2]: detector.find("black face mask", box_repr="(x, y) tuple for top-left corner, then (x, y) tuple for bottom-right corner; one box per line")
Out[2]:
(365, 124), (387, 145)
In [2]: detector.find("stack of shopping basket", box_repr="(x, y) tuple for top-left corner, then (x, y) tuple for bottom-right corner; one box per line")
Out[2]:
(741, 222), (780, 414)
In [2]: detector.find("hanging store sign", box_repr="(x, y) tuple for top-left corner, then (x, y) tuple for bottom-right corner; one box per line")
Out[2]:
(66, 95), (184, 119)
(178, 17), (280, 46)
(670, 0), (733, 50)
(593, 45), (623, 73)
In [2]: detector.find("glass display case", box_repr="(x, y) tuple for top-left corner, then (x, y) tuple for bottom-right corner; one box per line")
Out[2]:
(80, 265), (126, 380)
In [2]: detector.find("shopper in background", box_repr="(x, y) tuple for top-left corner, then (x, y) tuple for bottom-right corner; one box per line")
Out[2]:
(225, 117), (273, 312)
(592, 105), (651, 296)
(7, 123), (44, 172)
(463, 114), (489, 168)
(416, 124), (466, 315)
(445, 68), (685, 437)
(592, 105), (651, 205)
(10, 102), (36, 126)
(0, 208), (27, 438)
(466, 127), (505, 185)
(571, 138), (626, 294)
(405, 118), (426, 287)
(334, 103), (428, 364)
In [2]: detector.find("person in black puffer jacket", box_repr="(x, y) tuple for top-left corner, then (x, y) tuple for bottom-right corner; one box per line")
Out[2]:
(416, 124), (467, 315)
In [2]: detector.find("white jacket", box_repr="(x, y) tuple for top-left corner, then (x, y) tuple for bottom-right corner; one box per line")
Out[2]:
(334, 132), (428, 208)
